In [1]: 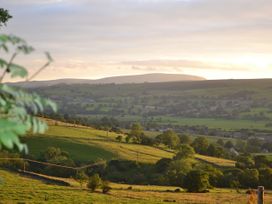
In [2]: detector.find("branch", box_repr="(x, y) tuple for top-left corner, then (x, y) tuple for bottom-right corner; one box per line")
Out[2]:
(0, 52), (17, 83)
(26, 61), (51, 82)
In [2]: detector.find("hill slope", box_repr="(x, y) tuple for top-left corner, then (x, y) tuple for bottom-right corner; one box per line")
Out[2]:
(29, 78), (272, 132)
(0, 169), (258, 204)
(24, 120), (235, 167)
(10, 73), (205, 88)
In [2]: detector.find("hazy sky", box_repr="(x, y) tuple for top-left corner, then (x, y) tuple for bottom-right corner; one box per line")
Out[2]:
(1, 0), (272, 80)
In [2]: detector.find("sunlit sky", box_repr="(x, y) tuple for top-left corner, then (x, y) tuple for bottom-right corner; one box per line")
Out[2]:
(1, 0), (272, 80)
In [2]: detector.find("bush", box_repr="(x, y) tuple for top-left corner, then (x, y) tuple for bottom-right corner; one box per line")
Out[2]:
(87, 174), (102, 192)
(74, 171), (88, 188)
(101, 180), (111, 194)
(184, 170), (210, 192)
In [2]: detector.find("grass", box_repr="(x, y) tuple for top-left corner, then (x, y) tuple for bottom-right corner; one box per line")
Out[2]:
(195, 154), (236, 167)
(2, 169), (271, 204)
(152, 116), (272, 131)
(24, 123), (235, 167)
(25, 136), (115, 163)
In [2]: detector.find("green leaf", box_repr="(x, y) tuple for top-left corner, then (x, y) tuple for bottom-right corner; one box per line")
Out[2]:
(0, 58), (7, 68)
(9, 63), (28, 78)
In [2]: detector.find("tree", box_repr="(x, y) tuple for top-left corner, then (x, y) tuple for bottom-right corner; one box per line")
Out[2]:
(179, 134), (192, 144)
(216, 139), (225, 146)
(238, 169), (259, 188)
(101, 180), (111, 194)
(0, 35), (56, 152)
(259, 168), (272, 189)
(224, 141), (234, 149)
(75, 171), (88, 188)
(192, 137), (209, 154)
(115, 135), (123, 142)
(184, 170), (210, 192)
(235, 155), (255, 169)
(155, 158), (172, 173)
(87, 174), (102, 192)
(129, 123), (144, 143)
(254, 155), (270, 168)
(174, 144), (195, 160)
(167, 159), (194, 186)
(156, 130), (180, 149)
(206, 144), (225, 157)
(125, 135), (130, 143)
(0, 8), (12, 28)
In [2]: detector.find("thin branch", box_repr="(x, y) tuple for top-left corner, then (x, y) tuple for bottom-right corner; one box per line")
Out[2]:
(0, 52), (17, 83)
(26, 61), (51, 82)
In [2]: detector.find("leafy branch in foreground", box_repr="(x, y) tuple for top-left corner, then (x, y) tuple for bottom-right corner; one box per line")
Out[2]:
(0, 34), (57, 153)
(0, 8), (12, 28)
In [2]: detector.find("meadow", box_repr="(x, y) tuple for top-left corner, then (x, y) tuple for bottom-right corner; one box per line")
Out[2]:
(1, 169), (268, 204)
(24, 123), (235, 167)
(34, 78), (272, 132)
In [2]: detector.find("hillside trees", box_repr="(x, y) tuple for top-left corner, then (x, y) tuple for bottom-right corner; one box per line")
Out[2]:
(155, 130), (180, 149)
(184, 170), (210, 192)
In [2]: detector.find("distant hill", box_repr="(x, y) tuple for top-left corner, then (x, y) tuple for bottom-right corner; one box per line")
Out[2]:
(10, 73), (205, 88)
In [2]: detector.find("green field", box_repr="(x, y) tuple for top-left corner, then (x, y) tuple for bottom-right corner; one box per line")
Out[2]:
(24, 122), (235, 167)
(1, 169), (266, 204)
(34, 79), (272, 131)
(151, 116), (272, 131)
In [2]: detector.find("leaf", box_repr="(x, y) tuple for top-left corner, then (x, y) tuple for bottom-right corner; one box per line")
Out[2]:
(0, 58), (7, 68)
(9, 63), (28, 78)
(0, 35), (9, 43)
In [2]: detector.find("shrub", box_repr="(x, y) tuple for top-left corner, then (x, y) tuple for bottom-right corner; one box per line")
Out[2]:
(101, 180), (111, 194)
(184, 170), (210, 192)
(87, 174), (101, 192)
(74, 171), (88, 188)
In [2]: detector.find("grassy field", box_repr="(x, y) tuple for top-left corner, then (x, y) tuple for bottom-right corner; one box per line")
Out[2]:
(152, 116), (272, 131)
(33, 79), (272, 132)
(1, 169), (269, 204)
(195, 154), (236, 167)
(24, 123), (235, 167)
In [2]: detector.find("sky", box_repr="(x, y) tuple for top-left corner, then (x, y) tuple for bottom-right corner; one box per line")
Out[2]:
(1, 0), (272, 80)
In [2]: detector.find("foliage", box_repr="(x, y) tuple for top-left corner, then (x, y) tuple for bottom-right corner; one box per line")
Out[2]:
(192, 137), (209, 155)
(179, 134), (192, 144)
(0, 8), (12, 27)
(156, 130), (180, 149)
(184, 170), (210, 192)
(0, 34), (56, 152)
(174, 144), (195, 160)
(167, 159), (194, 186)
(74, 170), (88, 188)
(101, 180), (111, 194)
(115, 135), (123, 142)
(87, 173), (102, 192)
(129, 123), (144, 143)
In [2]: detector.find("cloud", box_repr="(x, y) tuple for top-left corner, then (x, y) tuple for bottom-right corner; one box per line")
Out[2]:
(123, 60), (249, 71)
(1, 0), (272, 80)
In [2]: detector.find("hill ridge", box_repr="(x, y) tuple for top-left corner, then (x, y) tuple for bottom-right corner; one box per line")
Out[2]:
(9, 73), (205, 88)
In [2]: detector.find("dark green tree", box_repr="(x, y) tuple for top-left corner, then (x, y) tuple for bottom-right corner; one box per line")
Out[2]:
(192, 137), (209, 154)
(115, 135), (123, 142)
(179, 134), (192, 144)
(174, 144), (195, 160)
(0, 8), (12, 28)
(184, 170), (210, 192)
(156, 130), (180, 149)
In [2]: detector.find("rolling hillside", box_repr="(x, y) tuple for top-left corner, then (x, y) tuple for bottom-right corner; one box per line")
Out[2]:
(26, 78), (272, 135)
(0, 169), (259, 204)
(10, 73), (205, 88)
(23, 120), (235, 167)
